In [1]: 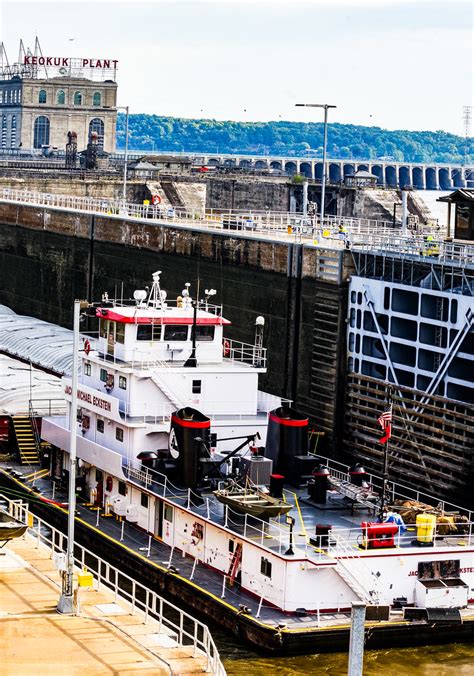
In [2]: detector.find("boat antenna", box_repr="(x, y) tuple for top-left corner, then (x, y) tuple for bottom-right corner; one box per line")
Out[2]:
(147, 271), (164, 308)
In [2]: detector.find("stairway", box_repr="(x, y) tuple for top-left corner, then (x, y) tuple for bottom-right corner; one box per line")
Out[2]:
(150, 372), (185, 410)
(13, 416), (40, 465)
(161, 181), (186, 209)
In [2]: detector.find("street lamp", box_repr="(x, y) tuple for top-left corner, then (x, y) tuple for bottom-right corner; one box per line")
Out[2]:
(285, 515), (295, 556)
(117, 105), (130, 202)
(57, 299), (81, 614)
(295, 103), (336, 225)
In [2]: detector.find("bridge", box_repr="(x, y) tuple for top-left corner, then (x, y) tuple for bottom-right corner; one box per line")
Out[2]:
(185, 154), (474, 191)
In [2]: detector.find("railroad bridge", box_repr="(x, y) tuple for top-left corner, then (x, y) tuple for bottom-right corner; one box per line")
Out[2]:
(189, 154), (474, 191)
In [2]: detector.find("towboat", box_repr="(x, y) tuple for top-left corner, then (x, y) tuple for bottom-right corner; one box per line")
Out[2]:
(1, 270), (473, 654)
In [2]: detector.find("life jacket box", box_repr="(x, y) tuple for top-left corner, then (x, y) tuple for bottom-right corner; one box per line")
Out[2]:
(361, 521), (398, 549)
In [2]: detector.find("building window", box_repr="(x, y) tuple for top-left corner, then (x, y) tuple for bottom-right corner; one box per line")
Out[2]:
(92, 91), (101, 106)
(84, 362), (91, 376)
(100, 368), (107, 382)
(56, 89), (65, 105)
(140, 493), (148, 509)
(88, 117), (104, 148)
(192, 380), (201, 394)
(38, 89), (47, 104)
(118, 480), (127, 496)
(0, 92), (3, 104)
(11, 115), (16, 146)
(119, 375), (127, 390)
(33, 115), (50, 148)
(116, 427), (124, 442)
(196, 326), (215, 341)
(73, 91), (83, 105)
(17, 90), (21, 103)
(1, 116), (6, 148)
(164, 325), (188, 342)
(97, 419), (104, 433)
(260, 557), (272, 578)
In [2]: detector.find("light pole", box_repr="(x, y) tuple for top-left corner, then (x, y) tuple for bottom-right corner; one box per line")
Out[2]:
(117, 105), (130, 202)
(57, 298), (81, 614)
(295, 103), (336, 225)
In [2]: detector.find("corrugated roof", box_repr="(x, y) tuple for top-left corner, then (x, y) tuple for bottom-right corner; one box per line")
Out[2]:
(0, 305), (76, 376)
(0, 353), (65, 416)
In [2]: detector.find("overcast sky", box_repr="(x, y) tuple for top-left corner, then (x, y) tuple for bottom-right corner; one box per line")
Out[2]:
(1, 0), (472, 134)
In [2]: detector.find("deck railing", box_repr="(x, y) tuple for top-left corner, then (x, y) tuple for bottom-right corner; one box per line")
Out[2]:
(0, 493), (226, 676)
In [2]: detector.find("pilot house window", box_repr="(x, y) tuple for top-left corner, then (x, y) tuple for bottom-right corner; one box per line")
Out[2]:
(137, 324), (161, 341)
(196, 326), (215, 341)
(164, 325), (188, 341)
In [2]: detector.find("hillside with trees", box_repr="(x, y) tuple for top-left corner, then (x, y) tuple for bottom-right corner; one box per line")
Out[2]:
(116, 114), (473, 164)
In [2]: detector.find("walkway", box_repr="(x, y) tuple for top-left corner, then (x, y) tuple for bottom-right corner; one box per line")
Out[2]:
(0, 534), (210, 675)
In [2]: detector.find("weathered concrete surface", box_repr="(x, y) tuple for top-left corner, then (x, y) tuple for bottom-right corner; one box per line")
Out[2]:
(0, 536), (207, 675)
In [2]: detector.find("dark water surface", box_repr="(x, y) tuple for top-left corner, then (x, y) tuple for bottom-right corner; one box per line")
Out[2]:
(220, 640), (474, 675)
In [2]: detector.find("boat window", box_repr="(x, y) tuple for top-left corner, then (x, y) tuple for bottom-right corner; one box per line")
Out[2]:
(228, 540), (235, 553)
(100, 368), (107, 382)
(116, 427), (124, 442)
(196, 325), (215, 341)
(84, 362), (91, 376)
(118, 480), (127, 496)
(115, 322), (125, 344)
(260, 557), (272, 578)
(137, 325), (153, 341)
(97, 419), (104, 433)
(119, 375), (127, 390)
(100, 320), (108, 338)
(192, 380), (201, 394)
(140, 493), (148, 508)
(96, 470), (103, 482)
(164, 325), (188, 341)
(164, 504), (173, 522)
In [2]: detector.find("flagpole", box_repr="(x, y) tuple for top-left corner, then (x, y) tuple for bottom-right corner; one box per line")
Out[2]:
(379, 385), (392, 520)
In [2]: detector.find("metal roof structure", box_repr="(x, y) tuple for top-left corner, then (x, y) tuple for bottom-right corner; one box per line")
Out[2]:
(0, 353), (64, 416)
(0, 304), (75, 376)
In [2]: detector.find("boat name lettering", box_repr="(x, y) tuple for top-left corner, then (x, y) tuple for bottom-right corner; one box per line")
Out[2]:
(409, 567), (474, 577)
(64, 385), (111, 411)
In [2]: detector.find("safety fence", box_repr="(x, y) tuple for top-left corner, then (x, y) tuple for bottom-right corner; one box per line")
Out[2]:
(0, 493), (226, 676)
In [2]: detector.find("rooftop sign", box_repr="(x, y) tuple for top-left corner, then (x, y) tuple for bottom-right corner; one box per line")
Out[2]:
(23, 56), (118, 69)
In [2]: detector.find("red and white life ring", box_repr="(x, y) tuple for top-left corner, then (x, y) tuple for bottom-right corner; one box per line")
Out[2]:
(223, 339), (230, 357)
(83, 339), (91, 355)
(152, 194), (162, 205)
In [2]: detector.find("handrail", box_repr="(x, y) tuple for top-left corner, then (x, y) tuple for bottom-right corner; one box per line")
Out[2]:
(0, 494), (226, 676)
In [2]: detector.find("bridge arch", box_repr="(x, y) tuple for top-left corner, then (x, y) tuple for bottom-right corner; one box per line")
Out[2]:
(465, 168), (474, 188)
(371, 165), (384, 185)
(438, 167), (452, 190)
(254, 160), (267, 170)
(412, 167), (425, 189)
(314, 162), (324, 180)
(239, 159), (252, 168)
(357, 164), (369, 172)
(399, 166), (411, 189)
(224, 158), (236, 167)
(425, 167), (438, 189)
(299, 162), (313, 178)
(329, 163), (342, 183)
(343, 163), (355, 179)
(285, 161), (297, 175)
(451, 167), (464, 188)
(385, 166), (397, 187)
(270, 160), (282, 170)
(208, 158), (219, 166)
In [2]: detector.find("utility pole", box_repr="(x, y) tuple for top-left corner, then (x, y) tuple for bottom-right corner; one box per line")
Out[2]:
(295, 103), (336, 225)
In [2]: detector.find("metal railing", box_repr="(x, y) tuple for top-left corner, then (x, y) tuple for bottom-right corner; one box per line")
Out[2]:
(0, 493), (226, 676)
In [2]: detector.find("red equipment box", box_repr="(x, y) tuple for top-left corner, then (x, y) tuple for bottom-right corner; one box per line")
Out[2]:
(361, 521), (398, 549)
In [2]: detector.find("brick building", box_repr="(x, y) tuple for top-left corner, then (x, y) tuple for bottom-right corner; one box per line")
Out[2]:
(0, 74), (117, 152)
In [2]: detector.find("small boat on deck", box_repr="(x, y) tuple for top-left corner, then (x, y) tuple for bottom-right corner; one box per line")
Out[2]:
(0, 507), (28, 543)
(213, 481), (293, 518)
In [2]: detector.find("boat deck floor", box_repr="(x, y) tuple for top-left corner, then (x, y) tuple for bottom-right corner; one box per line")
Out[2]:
(2, 463), (472, 633)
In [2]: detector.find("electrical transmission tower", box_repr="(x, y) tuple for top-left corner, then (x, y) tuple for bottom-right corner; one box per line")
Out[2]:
(462, 105), (472, 167)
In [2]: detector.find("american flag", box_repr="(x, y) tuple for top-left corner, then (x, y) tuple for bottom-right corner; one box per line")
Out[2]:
(377, 405), (392, 444)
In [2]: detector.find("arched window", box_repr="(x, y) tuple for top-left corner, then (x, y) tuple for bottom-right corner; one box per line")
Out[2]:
(1, 116), (6, 148)
(33, 115), (50, 148)
(92, 91), (101, 107)
(38, 89), (47, 104)
(56, 90), (65, 105)
(73, 91), (82, 105)
(11, 116), (16, 146)
(89, 117), (104, 148)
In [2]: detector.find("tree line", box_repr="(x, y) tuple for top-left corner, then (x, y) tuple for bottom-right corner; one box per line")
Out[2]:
(116, 114), (473, 164)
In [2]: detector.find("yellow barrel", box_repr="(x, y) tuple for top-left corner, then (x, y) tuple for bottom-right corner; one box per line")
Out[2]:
(416, 513), (436, 543)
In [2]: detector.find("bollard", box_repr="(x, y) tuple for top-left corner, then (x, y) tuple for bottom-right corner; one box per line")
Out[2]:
(348, 602), (366, 676)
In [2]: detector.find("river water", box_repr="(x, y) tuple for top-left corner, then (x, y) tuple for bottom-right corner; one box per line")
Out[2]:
(220, 640), (474, 675)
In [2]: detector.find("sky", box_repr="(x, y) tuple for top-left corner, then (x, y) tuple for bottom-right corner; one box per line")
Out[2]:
(0, 0), (472, 134)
